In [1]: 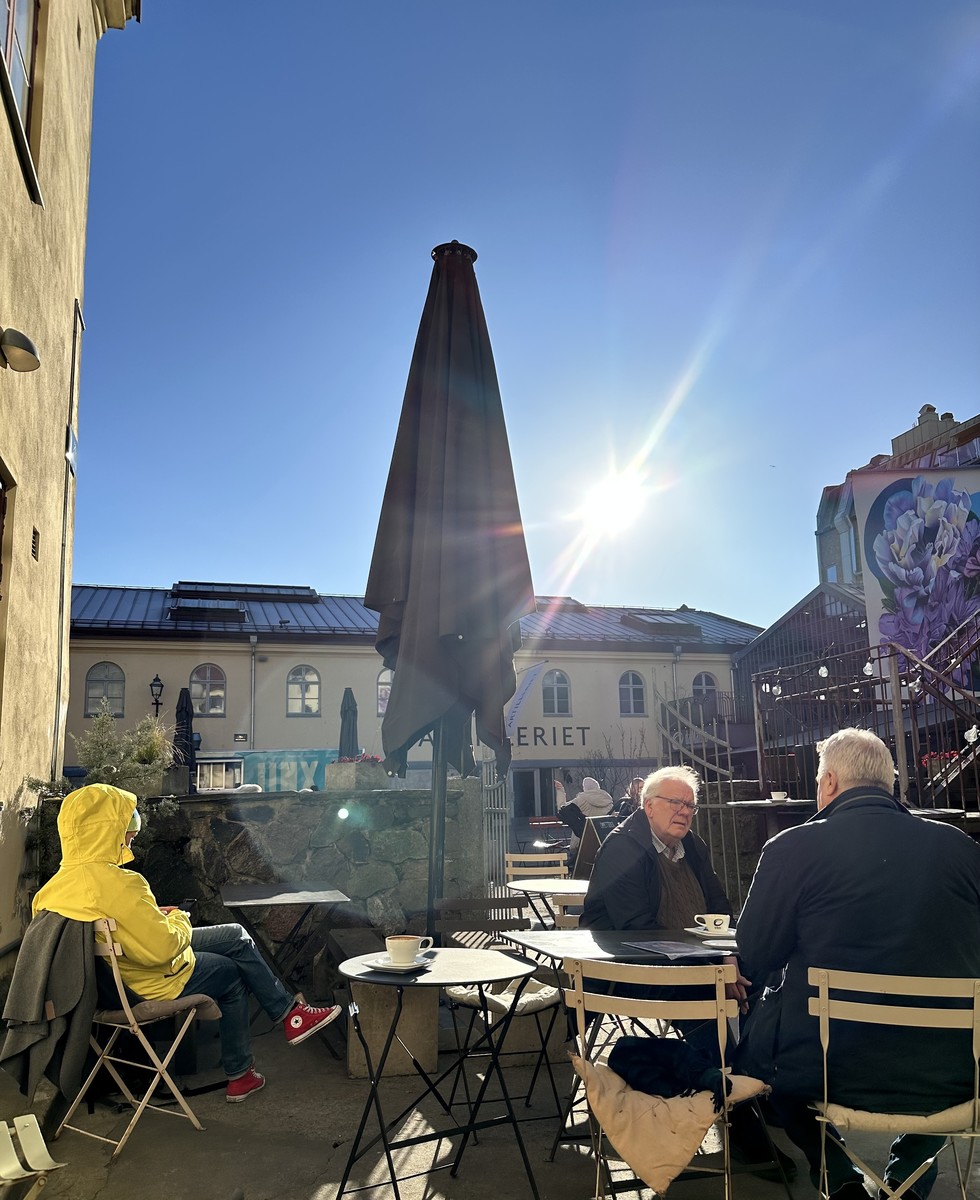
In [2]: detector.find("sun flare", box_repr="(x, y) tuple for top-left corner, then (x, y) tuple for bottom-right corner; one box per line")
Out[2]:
(579, 470), (648, 537)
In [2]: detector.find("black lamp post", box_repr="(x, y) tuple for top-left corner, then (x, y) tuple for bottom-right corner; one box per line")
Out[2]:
(149, 675), (164, 716)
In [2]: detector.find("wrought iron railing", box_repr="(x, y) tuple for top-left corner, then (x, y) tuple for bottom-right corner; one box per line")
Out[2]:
(752, 612), (980, 814)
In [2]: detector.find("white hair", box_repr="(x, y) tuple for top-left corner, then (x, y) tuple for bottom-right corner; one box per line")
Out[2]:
(641, 765), (700, 802)
(816, 729), (895, 792)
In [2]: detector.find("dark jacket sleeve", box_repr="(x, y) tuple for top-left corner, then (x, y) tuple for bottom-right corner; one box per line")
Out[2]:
(589, 834), (662, 929)
(558, 801), (586, 836)
(734, 832), (800, 979)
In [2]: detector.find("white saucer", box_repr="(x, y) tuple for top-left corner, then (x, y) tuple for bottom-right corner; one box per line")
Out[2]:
(703, 938), (738, 949)
(685, 926), (734, 939)
(363, 954), (430, 974)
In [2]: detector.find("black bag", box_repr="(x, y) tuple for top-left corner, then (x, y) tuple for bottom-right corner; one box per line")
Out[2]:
(558, 801), (586, 836)
(733, 971), (784, 1086)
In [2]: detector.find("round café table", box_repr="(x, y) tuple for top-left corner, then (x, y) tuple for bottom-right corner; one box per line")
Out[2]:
(336, 947), (540, 1200)
(506, 876), (589, 925)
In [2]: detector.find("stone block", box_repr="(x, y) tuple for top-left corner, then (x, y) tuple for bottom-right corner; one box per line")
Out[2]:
(346, 981), (438, 1078)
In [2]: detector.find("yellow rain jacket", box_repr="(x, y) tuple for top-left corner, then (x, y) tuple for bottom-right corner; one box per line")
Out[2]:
(32, 784), (195, 1002)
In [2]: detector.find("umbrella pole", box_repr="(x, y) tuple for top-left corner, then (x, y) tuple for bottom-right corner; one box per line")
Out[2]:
(426, 717), (448, 940)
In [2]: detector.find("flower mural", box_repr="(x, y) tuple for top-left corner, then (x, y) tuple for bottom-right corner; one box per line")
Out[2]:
(873, 475), (980, 666)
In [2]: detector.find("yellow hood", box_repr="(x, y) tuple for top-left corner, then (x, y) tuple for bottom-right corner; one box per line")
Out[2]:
(57, 784), (139, 868)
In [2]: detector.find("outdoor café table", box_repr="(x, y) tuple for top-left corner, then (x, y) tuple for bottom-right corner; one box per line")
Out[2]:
(505, 876), (589, 926)
(220, 881), (350, 1057)
(337, 947), (541, 1200)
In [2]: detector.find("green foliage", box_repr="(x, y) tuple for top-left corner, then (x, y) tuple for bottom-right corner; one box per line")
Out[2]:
(65, 699), (176, 798)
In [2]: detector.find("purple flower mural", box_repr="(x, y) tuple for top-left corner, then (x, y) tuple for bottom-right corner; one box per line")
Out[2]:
(873, 475), (980, 671)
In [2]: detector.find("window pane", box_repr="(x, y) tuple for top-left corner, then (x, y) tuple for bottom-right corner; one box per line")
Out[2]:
(1, 1), (10, 58)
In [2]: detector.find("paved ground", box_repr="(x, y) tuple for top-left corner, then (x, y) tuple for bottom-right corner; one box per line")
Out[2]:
(2, 1008), (976, 1200)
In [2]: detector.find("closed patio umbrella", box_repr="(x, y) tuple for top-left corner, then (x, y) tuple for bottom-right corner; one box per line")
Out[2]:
(338, 687), (359, 760)
(364, 241), (535, 926)
(174, 687), (197, 794)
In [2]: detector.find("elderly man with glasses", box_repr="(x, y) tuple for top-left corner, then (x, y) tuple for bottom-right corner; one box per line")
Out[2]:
(582, 766), (731, 933)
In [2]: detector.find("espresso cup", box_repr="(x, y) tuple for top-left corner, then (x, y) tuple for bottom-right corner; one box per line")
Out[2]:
(385, 934), (434, 965)
(694, 913), (731, 934)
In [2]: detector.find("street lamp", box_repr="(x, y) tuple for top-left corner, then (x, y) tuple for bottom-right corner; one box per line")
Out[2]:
(149, 675), (164, 716)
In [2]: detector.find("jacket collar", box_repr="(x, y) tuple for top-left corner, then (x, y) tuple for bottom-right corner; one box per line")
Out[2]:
(810, 784), (906, 821)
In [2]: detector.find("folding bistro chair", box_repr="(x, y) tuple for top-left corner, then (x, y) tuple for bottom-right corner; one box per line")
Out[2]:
(0, 1115), (66, 1200)
(564, 956), (791, 1200)
(504, 852), (569, 882)
(55, 918), (221, 1159)
(808, 967), (980, 1200)
(435, 898), (563, 1118)
(551, 896), (581, 928)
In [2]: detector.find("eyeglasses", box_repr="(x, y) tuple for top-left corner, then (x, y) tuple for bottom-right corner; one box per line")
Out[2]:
(649, 794), (699, 815)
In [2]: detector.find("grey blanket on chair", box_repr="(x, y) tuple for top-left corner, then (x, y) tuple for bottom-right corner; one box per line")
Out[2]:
(0, 910), (97, 1103)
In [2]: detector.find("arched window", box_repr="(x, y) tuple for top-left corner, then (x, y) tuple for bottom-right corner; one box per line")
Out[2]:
(542, 669), (571, 716)
(619, 670), (646, 716)
(85, 661), (125, 717)
(693, 672), (718, 700)
(190, 663), (226, 716)
(287, 665), (320, 716)
(377, 668), (392, 717)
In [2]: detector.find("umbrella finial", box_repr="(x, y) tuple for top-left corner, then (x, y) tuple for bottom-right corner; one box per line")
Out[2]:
(431, 241), (477, 263)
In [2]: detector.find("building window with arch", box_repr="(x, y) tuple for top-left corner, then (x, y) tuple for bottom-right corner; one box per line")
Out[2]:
(542, 669), (571, 717)
(190, 663), (226, 716)
(692, 671), (719, 716)
(287, 665), (320, 716)
(84, 662), (125, 717)
(619, 670), (646, 716)
(377, 668), (392, 717)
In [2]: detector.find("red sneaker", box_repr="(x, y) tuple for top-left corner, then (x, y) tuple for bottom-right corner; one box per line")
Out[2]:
(283, 1001), (342, 1046)
(226, 1066), (265, 1103)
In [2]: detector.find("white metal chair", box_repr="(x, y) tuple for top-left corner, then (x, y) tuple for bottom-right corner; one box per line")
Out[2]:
(0, 1115), (66, 1200)
(504, 852), (569, 881)
(564, 956), (790, 1200)
(55, 917), (221, 1159)
(550, 895), (581, 928)
(808, 967), (980, 1200)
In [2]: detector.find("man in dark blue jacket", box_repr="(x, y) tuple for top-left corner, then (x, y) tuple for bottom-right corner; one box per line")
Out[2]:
(738, 728), (980, 1200)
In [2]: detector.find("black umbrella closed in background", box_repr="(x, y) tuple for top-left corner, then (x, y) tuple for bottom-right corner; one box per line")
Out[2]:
(174, 687), (197, 794)
(338, 687), (359, 760)
(364, 241), (535, 928)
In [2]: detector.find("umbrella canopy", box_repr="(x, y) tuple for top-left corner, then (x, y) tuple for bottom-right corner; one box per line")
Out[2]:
(174, 687), (197, 794)
(338, 687), (359, 759)
(365, 241), (535, 780)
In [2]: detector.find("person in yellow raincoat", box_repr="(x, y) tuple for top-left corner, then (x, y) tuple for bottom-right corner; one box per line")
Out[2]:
(34, 783), (341, 1102)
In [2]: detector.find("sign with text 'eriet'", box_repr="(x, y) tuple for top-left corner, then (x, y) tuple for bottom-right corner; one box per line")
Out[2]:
(514, 725), (591, 747)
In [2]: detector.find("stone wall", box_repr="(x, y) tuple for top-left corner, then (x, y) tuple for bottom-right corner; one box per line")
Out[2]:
(21, 780), (485, 999)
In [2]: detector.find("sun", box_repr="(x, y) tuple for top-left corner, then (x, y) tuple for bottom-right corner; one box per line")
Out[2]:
(579, 469), (648, 537)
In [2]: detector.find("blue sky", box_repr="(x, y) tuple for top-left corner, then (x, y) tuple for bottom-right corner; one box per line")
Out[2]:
(74, 1), (980, 630)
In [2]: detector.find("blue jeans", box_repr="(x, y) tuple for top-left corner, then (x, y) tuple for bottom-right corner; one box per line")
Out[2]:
(180, 924), (294, 1080)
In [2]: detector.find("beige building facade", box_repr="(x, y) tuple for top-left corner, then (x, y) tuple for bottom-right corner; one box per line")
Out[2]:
(68, 582), (761, 813)
(0, 0), (139, 955)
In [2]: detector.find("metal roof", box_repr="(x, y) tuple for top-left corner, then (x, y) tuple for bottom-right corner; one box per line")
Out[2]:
(71, 583), (761, 649)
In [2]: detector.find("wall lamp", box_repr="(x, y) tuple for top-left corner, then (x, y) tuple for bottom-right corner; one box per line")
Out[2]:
(0, 327), (41, 371)
(149, 674), (164, 715)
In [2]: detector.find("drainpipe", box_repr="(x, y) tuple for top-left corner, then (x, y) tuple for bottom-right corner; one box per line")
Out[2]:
(249, 635), (257, 748)
(50, 301), (84, 781)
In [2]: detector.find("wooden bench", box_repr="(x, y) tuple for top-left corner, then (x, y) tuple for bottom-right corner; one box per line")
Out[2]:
(325, 927), (437, 1079)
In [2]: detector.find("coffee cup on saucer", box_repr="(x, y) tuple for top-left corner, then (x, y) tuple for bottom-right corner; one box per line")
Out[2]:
(694, 913), (731, 934)
(770, 791), (788, 800)
(385, 934), (434, 965)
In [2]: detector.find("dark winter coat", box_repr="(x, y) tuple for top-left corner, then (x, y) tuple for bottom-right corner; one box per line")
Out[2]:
(737, 786), (980, 1113)
(581, 808), (731, 930)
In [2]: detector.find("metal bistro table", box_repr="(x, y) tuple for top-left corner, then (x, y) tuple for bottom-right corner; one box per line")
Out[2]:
(505, 876), (589, 926)
(221, 881), (350, 1058)
(337, 947), (541, 1200)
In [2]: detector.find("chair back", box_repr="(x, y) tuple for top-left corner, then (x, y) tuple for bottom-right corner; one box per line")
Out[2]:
(807, 967), (980, 1125)
(551, 896), (580, 928)
(504, 852), (568, 881)
(92, 917), (138, 1021)
(434, 897), (530, 950)
(563, 956), (736, 1066)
